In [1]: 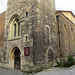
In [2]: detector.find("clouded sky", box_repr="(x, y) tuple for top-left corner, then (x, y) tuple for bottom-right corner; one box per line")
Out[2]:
(0, 0), (75, 15)
(0, 0), (7, 14)
(55, 0), (75, 14)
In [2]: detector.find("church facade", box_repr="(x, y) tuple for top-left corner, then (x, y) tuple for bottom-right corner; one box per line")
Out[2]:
(3, 0), (57, 70)
(0, 0), (75, 71)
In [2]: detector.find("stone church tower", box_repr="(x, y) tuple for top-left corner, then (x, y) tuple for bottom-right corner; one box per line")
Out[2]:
(4, 0), (57, 70)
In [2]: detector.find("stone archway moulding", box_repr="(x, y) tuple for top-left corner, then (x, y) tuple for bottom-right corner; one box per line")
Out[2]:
(9, 44), (21, 60)
(46, 46), (55, 62)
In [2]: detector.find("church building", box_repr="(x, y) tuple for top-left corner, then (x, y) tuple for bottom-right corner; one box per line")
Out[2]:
(0, 0), (75, 72)
(3, 0), (57, 70)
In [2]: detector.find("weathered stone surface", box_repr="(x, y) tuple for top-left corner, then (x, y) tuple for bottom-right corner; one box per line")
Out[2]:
(56, 11), (75, 58)
(3, 0), (57, 70)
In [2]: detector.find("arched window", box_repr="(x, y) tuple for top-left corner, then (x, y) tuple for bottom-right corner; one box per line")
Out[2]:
(64, 24), (69, 56)
(8, 15), (20, 40)
(71, 28), (75, 53)
(14, 23), (16, 37)
(45, 25), (51, 44)
(13, 19), (20, 37)
(48, 49), (54, 62)
(18, 22), (20, 36)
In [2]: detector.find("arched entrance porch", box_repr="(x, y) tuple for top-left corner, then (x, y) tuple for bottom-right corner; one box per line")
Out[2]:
(10, 46), (21, 70)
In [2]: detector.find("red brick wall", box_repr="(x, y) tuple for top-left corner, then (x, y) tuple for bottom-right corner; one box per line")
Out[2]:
(0, 12), (6, 47)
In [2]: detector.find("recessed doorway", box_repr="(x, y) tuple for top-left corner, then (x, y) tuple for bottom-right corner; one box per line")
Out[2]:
(14, 47), (21, 69)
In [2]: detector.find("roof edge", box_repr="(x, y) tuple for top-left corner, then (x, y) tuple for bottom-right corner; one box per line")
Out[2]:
(56, 10), (75, 18)
(0, 11), (6, 15)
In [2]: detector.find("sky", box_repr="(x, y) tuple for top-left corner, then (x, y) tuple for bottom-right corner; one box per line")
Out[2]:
(55, 0), (75, 14)
(0, 0), (75, 15)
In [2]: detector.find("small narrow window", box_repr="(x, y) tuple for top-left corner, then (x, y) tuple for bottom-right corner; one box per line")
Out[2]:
(3, 52), (6, 60)
(18, 22), (20, 36)
(45, 25), (51, 44)
(24, 34), (28, 42)
(46, 27), (49, 44)
(14, 24), (16, 37)
(64, 24), (66, 27)
(26, 36), (28, 41)
(26, 12), (28, 17)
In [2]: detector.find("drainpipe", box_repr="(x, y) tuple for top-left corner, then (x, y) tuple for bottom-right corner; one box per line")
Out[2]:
(56, 15), (62, 63)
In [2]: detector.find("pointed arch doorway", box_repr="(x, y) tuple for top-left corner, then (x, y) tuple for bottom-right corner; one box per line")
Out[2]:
(14, 47), (21, 69)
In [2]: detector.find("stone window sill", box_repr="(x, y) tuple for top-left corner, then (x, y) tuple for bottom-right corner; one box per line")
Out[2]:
(8, 36), (21, 41)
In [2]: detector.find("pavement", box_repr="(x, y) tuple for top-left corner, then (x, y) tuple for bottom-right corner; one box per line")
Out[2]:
(0, 66), (75, 75)
(33, 67), (75, 75)
(0, 68), (23, 75)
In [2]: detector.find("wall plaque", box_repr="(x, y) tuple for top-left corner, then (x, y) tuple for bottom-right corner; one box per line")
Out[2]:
(24, 47), (30, 56)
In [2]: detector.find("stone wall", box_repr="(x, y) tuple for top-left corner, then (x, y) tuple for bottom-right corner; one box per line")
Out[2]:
(0, 12), (5, 47)
(4, 0), (35, 69)
(32, 0), (57, 64)
(4, 0), (57, 69)
(56, 12), (75, 58)
(0, 12), (6, 62)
